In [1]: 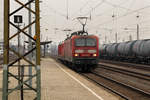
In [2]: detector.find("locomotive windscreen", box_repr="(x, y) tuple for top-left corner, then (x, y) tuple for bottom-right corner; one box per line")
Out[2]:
(75, 38), (96, 46)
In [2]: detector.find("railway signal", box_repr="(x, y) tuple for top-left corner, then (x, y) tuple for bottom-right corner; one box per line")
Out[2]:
(14, 15), (23, 23)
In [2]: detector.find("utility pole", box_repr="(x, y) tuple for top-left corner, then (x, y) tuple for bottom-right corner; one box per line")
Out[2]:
(66, 0), (69, 20)
(105, 36), (107, 44)
(28, 0), (32, 86)
(96, 30), (98, 34)
(137, 24), (139, 40)
(123, 39), (125, 42)
(43, 44), (46, 57)
(17, 23), (22, 99)
(129, 34), (132, 41)
(136, 15), (140, 40)
(54, 28), (58, 34)
(23, 23), (26, 53)
(17, 23), (20, 85)
(115, 33), (118, 43)
(63, 29), (72, 36)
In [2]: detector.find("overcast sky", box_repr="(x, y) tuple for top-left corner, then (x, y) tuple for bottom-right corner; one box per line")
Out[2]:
(1, 0), (150, 44)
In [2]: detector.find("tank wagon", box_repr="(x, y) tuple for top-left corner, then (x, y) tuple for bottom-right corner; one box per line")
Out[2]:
(58, 31), (99, 72)
(99, 39), (150, 63)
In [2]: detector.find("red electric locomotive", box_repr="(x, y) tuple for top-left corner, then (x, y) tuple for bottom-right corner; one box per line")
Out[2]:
(58, 31), (99, 72)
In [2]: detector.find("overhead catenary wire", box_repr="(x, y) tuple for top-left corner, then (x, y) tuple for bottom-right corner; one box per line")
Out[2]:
(105, 0), (150, 15)
(87, 0), (150, 27)
(87, 0), (134, 25)
(89, 4), (150, 30)
(123, 18), (150, 28)
(40, 0), (150, 42)
(70, 0), (102, 20)
(126, 0), (135, 12)
(42, 1), (68, 19)
(84, 0), (106, 16)
(88, 0), (150, 26)
(86, 0), (131, 22)
(70, 0), (91, 17)
(104, 0), (132, 11)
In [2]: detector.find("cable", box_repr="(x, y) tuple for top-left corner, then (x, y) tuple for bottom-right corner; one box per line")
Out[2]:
(87, 0), (133, 25)
(70, 0), (100, 19)
(41, 1), (68, 19)
(84, 0), (106, 16)
(89, 4), (150, 29)
(104, 0), (132, 11)
(126, 0), (135, 12)
(88, 0), (150, 26)
(70, 0), (90, 19)
(123, 19), (150, 28)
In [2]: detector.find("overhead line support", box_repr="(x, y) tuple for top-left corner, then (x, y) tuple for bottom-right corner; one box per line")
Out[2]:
(2, 0), (41, 100)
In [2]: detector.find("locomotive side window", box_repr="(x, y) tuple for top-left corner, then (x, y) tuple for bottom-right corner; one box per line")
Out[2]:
(75, 38), (96, 46)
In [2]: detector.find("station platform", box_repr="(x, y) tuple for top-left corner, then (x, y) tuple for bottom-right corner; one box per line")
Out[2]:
(0, 58), (123, 100)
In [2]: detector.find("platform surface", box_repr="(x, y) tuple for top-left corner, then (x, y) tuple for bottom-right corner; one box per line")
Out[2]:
(0, 58), (123, 100)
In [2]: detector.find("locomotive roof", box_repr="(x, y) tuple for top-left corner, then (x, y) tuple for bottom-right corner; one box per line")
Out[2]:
(71, 35), (98, 39)
(59, 35), (98, 45)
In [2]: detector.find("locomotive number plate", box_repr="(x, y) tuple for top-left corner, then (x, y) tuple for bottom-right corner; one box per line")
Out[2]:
(82, 54), (90, 56)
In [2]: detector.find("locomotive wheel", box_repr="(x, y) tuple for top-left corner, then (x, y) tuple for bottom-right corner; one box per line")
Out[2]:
(74, 64), (83, 72)
(84, 65), (95, 73)
(83, 65), (90, 73)
(68, 62), (72, 68)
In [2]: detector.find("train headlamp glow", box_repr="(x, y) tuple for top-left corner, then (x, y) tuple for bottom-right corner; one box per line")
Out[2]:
(75, 49), (84, 53)
(74, 54), (79, 57)
(93, 54), (97, 57)
(88, 50), (96, 53)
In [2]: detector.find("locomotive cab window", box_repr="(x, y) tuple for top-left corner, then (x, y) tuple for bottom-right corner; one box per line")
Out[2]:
(75, 38), (85, 46)
(86, 38), (96, 46)
(75, 38), (96, 46)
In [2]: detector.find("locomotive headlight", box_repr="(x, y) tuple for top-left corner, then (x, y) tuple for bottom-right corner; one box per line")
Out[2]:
(88, 50), (96, 53)
(75, 49), (84, 53)
(93, 54), (97, 57)
(74, 54), (79, 57)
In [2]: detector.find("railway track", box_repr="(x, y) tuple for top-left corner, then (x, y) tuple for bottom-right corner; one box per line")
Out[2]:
(54, 58), (150, 100)
(81, 62), (150, 100)
(99, 59), (150, 71)
(97, 64), (150, 81)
